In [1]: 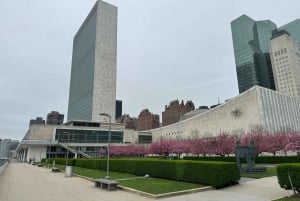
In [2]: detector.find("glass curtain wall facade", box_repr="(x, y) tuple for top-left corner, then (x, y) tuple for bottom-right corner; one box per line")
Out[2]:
(278, 19), (300, 45)
(68, 5), (97, 121)
(231, 15), (276, 93)
(55, 129), (124, 144)
(253, 21), (277, 90)
(231, 15), (256, 93)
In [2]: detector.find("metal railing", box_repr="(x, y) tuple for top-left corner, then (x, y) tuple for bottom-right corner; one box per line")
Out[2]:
(58, 143), (92, 158)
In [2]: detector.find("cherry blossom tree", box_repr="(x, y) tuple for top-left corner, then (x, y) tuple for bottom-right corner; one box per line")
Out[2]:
(149, 140), (173, 156)
(189, 138), (209, 156)
(171, 140), (190, 158)
(241, 130), (268, 155)
(99, 147), (106, 158)
(285, 132), (300, 155)
(264, 132), (289, 155)
(104, 130), (300, 158)
(214, 132), (236, 156)
(108, 145), (148, 157)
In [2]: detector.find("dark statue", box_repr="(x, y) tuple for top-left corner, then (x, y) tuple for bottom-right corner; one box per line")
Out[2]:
(235, 140), (266, 173)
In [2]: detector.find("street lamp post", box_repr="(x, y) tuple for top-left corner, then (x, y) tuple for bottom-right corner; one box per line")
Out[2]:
(61, 131), (70, 167)
(99, 113), (111, 180)
(66, 132), (70, 167)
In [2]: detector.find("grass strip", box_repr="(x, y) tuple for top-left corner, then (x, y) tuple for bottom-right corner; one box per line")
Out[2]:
(119, 178), (202, 194)
(273, 196), (300, 201)
(241, 167), (277, 179)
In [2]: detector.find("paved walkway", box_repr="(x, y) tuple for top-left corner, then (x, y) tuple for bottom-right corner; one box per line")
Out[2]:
(161, 176), (292, 201)
(0, 162), (293, 201)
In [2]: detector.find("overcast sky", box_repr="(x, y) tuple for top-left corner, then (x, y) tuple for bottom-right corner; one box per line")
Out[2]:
(0, 0), (299, 140)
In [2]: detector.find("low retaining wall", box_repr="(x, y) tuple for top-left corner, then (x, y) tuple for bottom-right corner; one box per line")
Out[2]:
(0, 160), (9, 175)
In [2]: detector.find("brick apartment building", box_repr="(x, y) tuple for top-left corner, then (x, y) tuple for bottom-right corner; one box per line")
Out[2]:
(46, 111), (64, 125)
(29, 117), (45, 126)
(116, 114), (136, 129)
(134, 109), (159, 131)
(162, 100), (195, 126)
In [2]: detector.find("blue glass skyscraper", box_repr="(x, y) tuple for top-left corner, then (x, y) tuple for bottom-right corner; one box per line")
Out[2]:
(231, 15), (300, 94)
(231, 15), (276, 93)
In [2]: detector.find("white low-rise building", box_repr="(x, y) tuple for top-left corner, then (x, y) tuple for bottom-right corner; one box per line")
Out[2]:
(149, 86), (300, 142)
(16, 121), (138, 162)
(16, 86), (300, 161)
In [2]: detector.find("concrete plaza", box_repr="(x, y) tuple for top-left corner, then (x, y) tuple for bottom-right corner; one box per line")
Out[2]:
(0, 161), (293, 201)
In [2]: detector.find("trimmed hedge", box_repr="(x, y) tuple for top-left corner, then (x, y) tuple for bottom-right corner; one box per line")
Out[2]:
(277, 163), (300, 193)
(184, 156), (300, 164)
(41, 158), (77, 166)
(184, 156), (237, 162)
(68, 158), (240, 188)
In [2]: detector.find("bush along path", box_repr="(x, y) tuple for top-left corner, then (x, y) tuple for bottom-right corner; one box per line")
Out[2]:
(43, 162), (203, 195)
(43, 158), (240, 188)
(277, 163), (300, 196)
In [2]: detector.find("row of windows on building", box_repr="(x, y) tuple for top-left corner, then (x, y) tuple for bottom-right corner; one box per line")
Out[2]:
(276, 55), (288, 60)
(279, 77), (293, 85)
(279, 88), (296, 97)
(277, 71), (292, 79)
(274, 48), (288, 57)
(165, 131), (183, 136)
(277, 68), (291, 77)
(278, 74), (296, 96)
(277, 62), (289, 67)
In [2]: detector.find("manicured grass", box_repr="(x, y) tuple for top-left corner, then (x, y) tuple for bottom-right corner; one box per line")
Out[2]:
(273, 196), (300, 201)
(241, 167), (277, 179)
(119, 178), (202, 194)
(42, 162), (203, 194)
(73, 166), (136, 180)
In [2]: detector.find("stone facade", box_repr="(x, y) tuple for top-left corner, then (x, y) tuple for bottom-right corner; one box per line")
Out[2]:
(162, 100), (195, 126)
(270, 32), (300, 97)
(135, 109), (159, 131)
(93, 1), (117, 123)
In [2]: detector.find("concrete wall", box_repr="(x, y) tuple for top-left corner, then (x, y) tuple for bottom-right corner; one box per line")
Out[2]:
(26, 147), (47, 162)
(0, 161), (8, 175)
(123, 129), (138, 144)
(24, 125), (56, 141)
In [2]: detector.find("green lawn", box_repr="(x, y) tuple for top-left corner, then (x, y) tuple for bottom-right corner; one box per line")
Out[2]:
(119, 178), (201, 194)
(74, 166), (137, 180)
(42, 163), (203, 194)
(273, 196), (300, 201)
(241, 167), (277, 179)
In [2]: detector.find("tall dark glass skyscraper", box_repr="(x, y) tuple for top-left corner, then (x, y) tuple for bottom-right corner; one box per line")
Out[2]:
(231, 15), (276, 93)
(231, 15), (300, 94)
(278, 19), (300, 45)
